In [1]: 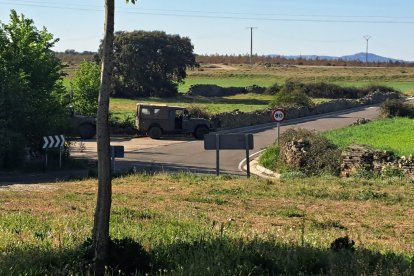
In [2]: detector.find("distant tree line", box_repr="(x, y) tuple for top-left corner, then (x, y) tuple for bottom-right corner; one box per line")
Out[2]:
(196, 54), (414, 67)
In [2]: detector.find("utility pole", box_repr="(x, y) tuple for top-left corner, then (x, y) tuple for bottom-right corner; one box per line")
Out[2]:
(363, 35), (372, 63)
(246, 27), (258, 64)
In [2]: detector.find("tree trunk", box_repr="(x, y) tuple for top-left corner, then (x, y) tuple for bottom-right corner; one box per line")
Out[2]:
(93, 0), (114, 274)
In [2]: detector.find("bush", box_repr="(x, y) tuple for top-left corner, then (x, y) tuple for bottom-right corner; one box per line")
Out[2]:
(71, 61), (100, 116)
(301, 82), (363, 99)
(270, 87), (313, 108)
(380, 99), (414, 118)
(265, 83), (282, 95)
(186, 105), (211, 119)
(0, 10), (66, 169)
(279, 129), (341, 176)
(363, 85), (397, 95)
(277, 81), (397, 100)
(109, 113), (136, 135)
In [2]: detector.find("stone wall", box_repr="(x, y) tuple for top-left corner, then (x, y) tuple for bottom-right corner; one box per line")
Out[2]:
(188, 84), (266, 97)
(340, 144), (414, 177)
(213, 91), (401, 130)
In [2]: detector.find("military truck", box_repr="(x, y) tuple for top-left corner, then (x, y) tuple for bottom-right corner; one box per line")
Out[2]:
(136, 104), (213, 139)
(67, 107), (96, 139)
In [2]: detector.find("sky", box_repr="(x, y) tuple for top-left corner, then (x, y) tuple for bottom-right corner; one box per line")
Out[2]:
(1, 0), (414, 60)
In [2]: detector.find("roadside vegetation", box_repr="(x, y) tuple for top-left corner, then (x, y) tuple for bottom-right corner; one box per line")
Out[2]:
(1, 173), (413, 274)
(260, 100), (414, 175)
(324, 117), (414, 156)
(0, 11), (67, 169)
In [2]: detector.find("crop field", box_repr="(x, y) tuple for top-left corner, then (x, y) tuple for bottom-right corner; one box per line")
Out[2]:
(64, 63), (414, 118)
(1, 173), (413, 274)
(324, 117), (414, 156)
(181, 64), (414, 94)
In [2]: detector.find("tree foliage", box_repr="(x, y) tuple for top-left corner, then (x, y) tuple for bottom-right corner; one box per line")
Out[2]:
(0, 10), (66, 169)
(71, 60), (100, 116)
(110, 30), (197, 98)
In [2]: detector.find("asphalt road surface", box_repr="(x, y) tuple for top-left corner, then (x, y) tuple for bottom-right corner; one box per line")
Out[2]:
(76, 103), (395, 176)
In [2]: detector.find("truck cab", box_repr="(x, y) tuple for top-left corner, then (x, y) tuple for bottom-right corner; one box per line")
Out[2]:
(136, 104), (213, 139)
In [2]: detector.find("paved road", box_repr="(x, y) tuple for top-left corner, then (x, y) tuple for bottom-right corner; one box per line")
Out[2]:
(94, 104), (386, 176)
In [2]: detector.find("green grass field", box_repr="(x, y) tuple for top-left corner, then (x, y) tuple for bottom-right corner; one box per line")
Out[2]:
(1, 173), (413, 274)
(64, 63), (414, 118)
(180, 64), (414, 94)
(324, 117), (414, 156)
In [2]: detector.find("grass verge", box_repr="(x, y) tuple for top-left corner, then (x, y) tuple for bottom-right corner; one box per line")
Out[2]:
(324, 117), (414, 156)
(0, 173), (413, 274)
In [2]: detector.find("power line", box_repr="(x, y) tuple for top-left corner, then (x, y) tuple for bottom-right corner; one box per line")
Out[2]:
(8, 0), (414, 20)
(1, 1), (414, 24)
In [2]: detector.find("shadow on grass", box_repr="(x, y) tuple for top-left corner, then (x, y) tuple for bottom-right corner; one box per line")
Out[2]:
(2, 236), (413, 275)
(151, 237), (413, 275)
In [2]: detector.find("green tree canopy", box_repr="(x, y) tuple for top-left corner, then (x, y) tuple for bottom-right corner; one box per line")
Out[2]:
(108, 30), (197, 98)
(71, 60), (101, 116)
(0, 10), (66, 168)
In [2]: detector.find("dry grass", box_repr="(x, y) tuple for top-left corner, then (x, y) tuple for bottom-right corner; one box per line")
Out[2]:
(1, 173), (413, 256)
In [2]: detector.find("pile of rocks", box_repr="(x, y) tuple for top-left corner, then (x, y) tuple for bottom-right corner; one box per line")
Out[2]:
(283, 139), (310, 168)
(351, 118), (371, 126)
(340, 144), (414, 177)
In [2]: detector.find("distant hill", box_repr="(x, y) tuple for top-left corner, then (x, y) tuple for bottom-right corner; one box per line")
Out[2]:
(271, 53), (407, 63)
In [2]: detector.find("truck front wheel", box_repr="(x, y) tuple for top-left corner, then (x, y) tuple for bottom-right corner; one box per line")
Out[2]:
(148, 126), (162, 139)
(79, 123), (96, 139)
(194, 125), (209, 140)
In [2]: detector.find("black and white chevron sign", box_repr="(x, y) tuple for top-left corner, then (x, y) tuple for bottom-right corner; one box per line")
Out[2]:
(42, 135), (65, 149)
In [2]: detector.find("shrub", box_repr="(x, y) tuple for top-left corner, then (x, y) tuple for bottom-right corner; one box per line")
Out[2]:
(0, 10), (66, 169)
(270, 87), (313, 108)
(302, 82), (363, 99)
(109, 113), (136, 135)
(71, 61), (101, 116)
(186, 105), (211, 119)
(380, 99), (414, 118)
(265, 82), (282, 95)
(277, 81), (397, 100)
(363, 85), (397, 95)
(279, 129), (341, 176)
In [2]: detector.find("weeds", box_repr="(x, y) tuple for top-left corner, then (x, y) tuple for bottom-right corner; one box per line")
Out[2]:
(0, 173), (413, 274)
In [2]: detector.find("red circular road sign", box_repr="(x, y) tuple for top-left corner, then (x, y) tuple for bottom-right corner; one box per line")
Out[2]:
(271, 109), (286, 122)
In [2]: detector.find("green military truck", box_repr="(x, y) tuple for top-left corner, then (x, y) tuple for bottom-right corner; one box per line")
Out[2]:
(136, 104), (213, 139)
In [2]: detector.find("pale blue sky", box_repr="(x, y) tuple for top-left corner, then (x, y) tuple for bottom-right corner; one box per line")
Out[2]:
(1, 0), (413, 60)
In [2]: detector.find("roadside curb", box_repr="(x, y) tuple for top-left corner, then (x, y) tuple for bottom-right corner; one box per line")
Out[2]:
(244, 157), (280, 180)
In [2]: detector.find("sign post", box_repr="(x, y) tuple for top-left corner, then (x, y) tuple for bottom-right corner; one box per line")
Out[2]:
(271, 109), (286, 146)
(204, 133), (254, 178)
(245, 134), (251, 177)
(110, 145), (125, 172)
(42, 135), (65, 169)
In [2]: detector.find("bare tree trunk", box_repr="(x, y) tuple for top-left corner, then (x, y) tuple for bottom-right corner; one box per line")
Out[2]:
(93, 0), (114, 274)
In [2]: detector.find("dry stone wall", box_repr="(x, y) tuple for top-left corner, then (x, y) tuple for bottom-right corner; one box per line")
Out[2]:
(340, 144), (414, 177)
(213, 91), (400, 130)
